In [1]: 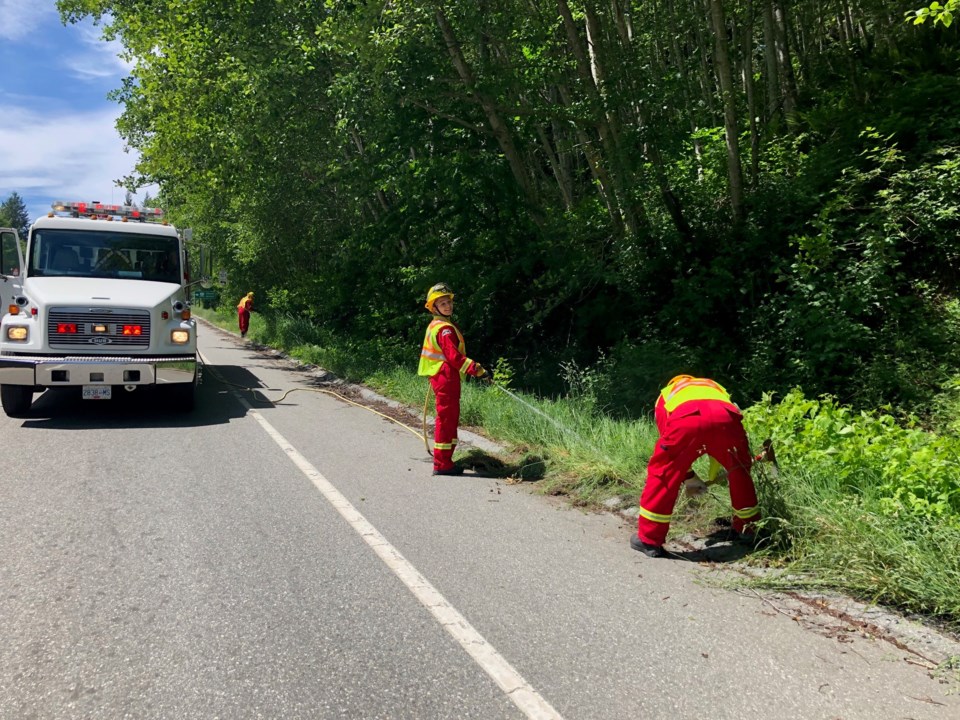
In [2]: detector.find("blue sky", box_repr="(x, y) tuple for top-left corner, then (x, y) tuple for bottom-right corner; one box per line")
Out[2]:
(0, 0), (158, 225)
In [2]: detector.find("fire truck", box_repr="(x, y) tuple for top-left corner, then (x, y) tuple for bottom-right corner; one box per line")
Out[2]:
(0, 201), (204, 417)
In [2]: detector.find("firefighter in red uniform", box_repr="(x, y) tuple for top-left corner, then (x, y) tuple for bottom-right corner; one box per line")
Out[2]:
(237, 291), (254, 337)
(418, 283), (487, 475)
(632, 375), (761, 557)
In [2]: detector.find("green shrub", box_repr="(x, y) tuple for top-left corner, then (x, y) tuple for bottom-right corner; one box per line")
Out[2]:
(744, 389), (960, 526)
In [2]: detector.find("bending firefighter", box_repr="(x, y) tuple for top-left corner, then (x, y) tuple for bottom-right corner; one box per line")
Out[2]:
(418, 283), (487, 476)
(633, 375), (761, 558)
(237, 292), (254, 337)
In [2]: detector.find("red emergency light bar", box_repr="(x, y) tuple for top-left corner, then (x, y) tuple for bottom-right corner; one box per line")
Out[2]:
(56, 323), (78, 334)
(121, 325), (143, 336)
(51, 200), (165, 222)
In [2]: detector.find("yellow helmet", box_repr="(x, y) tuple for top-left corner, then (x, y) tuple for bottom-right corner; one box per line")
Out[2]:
(424, 282), (454, 313)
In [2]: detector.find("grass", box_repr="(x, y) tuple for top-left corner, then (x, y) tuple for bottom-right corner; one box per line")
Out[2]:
(195, 304), (960, 633)
(744, 463), (960, 625)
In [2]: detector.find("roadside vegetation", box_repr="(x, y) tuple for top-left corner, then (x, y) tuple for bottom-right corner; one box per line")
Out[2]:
(197, 305), (960, 633)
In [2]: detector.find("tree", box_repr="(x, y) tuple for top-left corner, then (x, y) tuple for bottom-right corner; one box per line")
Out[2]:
(54, 0), (960, 413)
(0, 192), (30, 238)
(708, 0), (746, 223)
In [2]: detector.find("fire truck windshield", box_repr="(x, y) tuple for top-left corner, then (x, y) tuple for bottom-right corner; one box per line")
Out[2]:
(29, 229), (181, 283)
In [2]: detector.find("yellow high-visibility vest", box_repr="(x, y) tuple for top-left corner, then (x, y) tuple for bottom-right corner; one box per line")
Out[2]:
(660, 377), (732, 413)
(418, 319), (465, 377)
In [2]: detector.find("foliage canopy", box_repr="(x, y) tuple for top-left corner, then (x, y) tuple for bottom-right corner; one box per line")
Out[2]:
(55, 0), (960, 419)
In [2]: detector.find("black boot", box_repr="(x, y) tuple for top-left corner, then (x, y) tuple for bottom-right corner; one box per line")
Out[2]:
(432, 466), (464, 476)
(630, 535), (666, 558)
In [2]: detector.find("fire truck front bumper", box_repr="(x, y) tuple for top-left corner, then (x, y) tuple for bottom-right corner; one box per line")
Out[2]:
(0, 355), (197, 387)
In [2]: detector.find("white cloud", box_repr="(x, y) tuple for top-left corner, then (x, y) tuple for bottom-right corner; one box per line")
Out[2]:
(0, 0), (55, 41)
(65, 22), (134, 78)
(0, 3), (155, 223)
(0, 104), (157, 221)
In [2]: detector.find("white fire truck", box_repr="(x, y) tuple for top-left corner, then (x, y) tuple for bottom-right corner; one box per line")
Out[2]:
(0, 201), (204, 417)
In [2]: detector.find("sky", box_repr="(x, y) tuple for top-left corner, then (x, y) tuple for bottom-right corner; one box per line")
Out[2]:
(0, 0), (158, 226)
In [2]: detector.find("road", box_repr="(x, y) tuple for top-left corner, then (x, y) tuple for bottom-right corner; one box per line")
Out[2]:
(2, 320), (958, 719)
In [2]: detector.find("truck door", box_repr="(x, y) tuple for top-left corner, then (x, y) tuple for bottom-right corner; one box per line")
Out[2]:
(0, 228), (24, 299)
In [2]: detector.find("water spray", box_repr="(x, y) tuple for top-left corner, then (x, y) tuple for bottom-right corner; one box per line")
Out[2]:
(475, 379), (618, 466)
(422, 378), (615, 465)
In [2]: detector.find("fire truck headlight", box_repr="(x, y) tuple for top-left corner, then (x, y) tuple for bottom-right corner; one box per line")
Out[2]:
(7, 326), (29, 341)
(171, 329), (190, 344)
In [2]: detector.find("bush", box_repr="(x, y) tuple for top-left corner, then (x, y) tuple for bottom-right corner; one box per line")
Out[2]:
(744, 389), (960, 526)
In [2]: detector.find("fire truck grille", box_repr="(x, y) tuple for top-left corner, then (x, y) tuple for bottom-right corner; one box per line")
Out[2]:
(48, 308), (152, 349)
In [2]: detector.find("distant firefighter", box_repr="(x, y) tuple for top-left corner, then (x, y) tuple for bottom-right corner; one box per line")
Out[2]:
(237, 292), (254, 337)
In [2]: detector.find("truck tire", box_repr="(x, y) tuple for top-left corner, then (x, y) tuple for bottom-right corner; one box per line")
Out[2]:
(0, 384), (34, 417)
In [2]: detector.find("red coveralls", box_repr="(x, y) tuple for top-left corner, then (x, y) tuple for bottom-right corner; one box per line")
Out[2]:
(637, 377), (761, 547)
(237, 293), (253, 336)
(419, 319), (482, 472)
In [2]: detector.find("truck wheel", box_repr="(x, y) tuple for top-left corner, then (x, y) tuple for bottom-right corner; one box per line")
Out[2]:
(0, 384), (34, 417)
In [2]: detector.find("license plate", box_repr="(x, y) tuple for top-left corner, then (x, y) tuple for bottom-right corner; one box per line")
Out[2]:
(82, 385), (112, 400)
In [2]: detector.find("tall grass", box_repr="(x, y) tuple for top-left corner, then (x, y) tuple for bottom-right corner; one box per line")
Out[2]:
(750, 463), (960, 623)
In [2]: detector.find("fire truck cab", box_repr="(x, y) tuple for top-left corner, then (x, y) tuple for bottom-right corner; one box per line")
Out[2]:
(0, 201), (201, 417)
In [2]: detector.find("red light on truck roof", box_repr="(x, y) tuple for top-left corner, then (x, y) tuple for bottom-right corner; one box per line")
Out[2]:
(50, 200), (167, 223)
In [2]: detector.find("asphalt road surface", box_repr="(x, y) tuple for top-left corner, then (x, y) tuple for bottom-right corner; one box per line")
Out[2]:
(2, 321), (958, 719)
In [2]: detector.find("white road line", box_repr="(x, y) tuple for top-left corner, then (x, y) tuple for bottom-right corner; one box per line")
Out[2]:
(229, 390), (563, 720)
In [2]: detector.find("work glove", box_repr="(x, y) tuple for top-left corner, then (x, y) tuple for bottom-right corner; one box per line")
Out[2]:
(473, 363), (488, 378)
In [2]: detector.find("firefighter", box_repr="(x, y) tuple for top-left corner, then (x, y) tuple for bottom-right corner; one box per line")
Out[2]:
(418, 283), (487, 475)
(632, 375), (761, 558)
(237, 292), (254, 337)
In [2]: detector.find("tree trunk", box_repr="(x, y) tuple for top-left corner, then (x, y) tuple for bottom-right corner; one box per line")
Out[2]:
(610, 0), (632, 45)
(555, 87), (625, 235)
(666, 0), (705, 181)
(772, 0), (798, 124)
(350, 129), (392, 215)
(434, 8), (541, 220)
(556, 0), (643, 234)
(535, 123), (575, 210)
(761, 0), (782, 124)
(692, 0), (718, 116)
(742, 0), (760, 183)
(708, 0), (746, 223)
